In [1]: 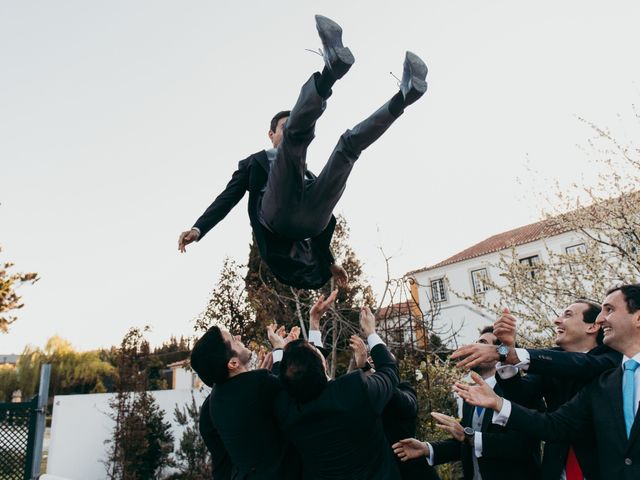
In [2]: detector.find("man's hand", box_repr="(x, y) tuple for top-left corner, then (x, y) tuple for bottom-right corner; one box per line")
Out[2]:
(310, 290), (338, 330)
(360, 305), (376, 337)
(267, 324), (286, 349)
(349, 335), (368, 369)
(178, 229), (199, 253)
(392, 438), (429, 462)
(329, 264), (348, 288)
(431, 412), (465, 442)
(494, 308), (517, 346)
(454, 371), (503, 412)
(284, 326), (301, 345)
(257, 351), (273, 370)
(450, 343), (499, 369)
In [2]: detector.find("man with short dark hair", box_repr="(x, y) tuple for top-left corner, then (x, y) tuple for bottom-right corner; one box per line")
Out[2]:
(452, 301), (620, 479)
(455, 284), (640, 480)
(191, 326), (290, 479)
(276, 305), (401, 479)
(178, 15), (427, 289)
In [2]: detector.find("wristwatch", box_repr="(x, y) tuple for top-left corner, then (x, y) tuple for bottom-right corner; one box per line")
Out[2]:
(497, 344), (509, 362)
(463, 426), (475, 438)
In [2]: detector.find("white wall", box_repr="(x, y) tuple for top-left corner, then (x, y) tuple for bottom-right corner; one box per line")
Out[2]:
(411, 231), (585, 345)
(47, 388), (209, 480)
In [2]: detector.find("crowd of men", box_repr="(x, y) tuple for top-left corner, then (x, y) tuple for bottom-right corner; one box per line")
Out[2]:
(177, 12), (640, 480)
(190, 282), (640, 479)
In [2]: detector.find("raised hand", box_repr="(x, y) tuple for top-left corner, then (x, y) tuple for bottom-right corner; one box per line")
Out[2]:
(349, 335), (368, 369)
(359, 305), (376, 337)
(310, 289), (338, 330)
(178, 229), (199, 253)
(267, 324), (285, 349)
(257, 351), (274, 370)
(285, 326), (301, 345)
(494, 307), (517, 346)
(392, 438), (429, 462)
(431, 412), (464, 442)
(454, 371), (503, 412)
(450, 343), (499, 369)
(329, 264), (349, 288)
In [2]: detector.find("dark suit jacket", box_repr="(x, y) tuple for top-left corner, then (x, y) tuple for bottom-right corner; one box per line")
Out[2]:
(199, 395), (232, 480)
(507, 366), (640, 480)
(431, 382), (541, 480)
(382, 382), (440, 480)
(206, 369), (295, 480)
(276, 343), (401, 480)
(497, 345), (620, 479)
(192, 150), (335, 289)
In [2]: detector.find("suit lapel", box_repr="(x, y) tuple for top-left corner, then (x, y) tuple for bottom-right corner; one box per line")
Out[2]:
(608, 368), (630, 447)
(255, 150), (269, 172)
(462, 401), (474, 428)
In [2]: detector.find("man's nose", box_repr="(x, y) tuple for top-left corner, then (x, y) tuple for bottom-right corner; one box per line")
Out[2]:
(553, 316), (563, 326)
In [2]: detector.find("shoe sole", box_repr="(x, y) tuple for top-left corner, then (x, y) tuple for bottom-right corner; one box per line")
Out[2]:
(315, 15), (355, 79)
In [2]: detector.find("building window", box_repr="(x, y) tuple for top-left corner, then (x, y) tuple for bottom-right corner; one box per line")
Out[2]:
(431, 279), (447, 302)
(471, 268), (490, 294)
(519, 255), (540, 279)
(565, 244), (586, 255)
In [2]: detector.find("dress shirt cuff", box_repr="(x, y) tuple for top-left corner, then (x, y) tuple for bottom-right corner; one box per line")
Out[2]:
(367, 333), (385, 350)
(308, 330), (323, 348)
(492, 399), (511, 426)
(425, 442), (435, 466)
(515, 348), (530, 370)
(495, 364), (519, 379)
(272, 349), (283, 363)
(191, 227), (201, 240)
(474, 432), (483, 458)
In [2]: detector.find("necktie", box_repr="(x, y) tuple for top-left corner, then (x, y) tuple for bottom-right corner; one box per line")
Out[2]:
(475, 406), (484, 417)
(565, 446), (582, 480)
(623, 358), (639, 438)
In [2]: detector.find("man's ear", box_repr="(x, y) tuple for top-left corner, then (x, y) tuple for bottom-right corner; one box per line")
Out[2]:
(227, 357), (240, 372)
(586, 322), (600, 335)
(268, 130), (274, 141)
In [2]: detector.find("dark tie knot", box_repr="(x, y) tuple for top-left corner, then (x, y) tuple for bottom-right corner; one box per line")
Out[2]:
(624, 359), (639, 372)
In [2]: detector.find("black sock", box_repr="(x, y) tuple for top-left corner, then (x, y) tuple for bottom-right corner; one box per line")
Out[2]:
(388, 91), (405, 118)
(315, 67), (336, 99)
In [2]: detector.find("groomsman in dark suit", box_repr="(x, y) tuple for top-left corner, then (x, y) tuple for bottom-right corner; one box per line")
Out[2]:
(349, 335), (441, 480)
(452, 301), (620, 479)
(276, 306), (401, 479)
(455, 284), (640, 480)
(178, 15), (427, 289)
(393, 327), (541, 480)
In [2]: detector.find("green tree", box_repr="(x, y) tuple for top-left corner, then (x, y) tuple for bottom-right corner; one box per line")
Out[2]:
(105, 327), (174, 480)
(0, 244), (38, 333)
(168, 394), (212, 479)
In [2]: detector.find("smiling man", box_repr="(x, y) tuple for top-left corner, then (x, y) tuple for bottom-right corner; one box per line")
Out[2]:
(451, 301), (620, 479)
(455, 284), (640, 480)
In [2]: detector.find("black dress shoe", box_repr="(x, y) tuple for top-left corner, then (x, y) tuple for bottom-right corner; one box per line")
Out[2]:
(315, 14), (355, 79)
(400, 51), (428, 106)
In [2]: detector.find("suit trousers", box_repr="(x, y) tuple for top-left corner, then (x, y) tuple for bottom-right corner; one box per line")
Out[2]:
(261, 73), (399, 239)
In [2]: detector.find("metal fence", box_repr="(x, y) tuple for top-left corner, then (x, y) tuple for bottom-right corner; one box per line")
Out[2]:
(0, 396), (38, 480)
(0, 364), (50, 480)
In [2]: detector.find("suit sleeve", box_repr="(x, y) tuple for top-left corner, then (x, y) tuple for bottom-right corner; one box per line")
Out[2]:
(429, 438), (462, 465)
(480, 429), (540, 460)
(496, 372), (545, 408)
(385, 382), (418, 418)
(364, 343), (400, 414)
(526, 347), (620, 379)
(199, 396), (232, 480)
(506, 382), (594, 442)
(192, 159), (250, 239)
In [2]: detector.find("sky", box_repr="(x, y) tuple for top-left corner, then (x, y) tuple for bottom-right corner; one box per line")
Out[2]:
(2, 1), (640, 353)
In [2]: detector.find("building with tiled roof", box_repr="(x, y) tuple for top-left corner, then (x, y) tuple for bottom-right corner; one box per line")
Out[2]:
(404, 216), (583, 345)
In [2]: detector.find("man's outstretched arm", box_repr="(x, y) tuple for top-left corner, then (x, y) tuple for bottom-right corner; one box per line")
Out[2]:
(178, 159), (250, 252)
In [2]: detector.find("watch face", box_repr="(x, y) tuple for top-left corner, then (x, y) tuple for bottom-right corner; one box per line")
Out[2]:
(463, 427), (475, 436)
(497, 345), (509, 355)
